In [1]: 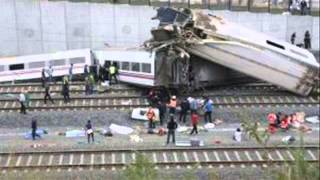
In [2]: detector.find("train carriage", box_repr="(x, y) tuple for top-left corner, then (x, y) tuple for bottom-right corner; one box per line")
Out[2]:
(0, 49), (92, 83)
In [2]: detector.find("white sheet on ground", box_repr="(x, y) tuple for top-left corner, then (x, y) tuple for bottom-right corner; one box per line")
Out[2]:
(109, 124), (134, 135)
(175, 140), (204, 147)
(204, 123), (215, 131)
(177, 126), (189, 132)
(305, 116), (319, 124)
(65, 130), (85, 137)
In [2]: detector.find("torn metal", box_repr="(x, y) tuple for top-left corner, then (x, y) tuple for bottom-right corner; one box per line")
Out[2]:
(145, 7), (319, 96)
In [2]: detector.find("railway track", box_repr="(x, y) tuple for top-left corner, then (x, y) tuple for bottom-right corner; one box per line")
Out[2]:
(0, 146), (318, 172)
(0, 94), (318, 112)
(0, 82), (318, 112)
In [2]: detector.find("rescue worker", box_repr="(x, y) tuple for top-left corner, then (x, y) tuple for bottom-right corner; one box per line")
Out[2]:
(85, 120), (94, 143)
(44, 83), (54, 104)
(290, 32), (296, 45)
(167, 115), (178, 144)
(179, 98), (189, 124)
(19, 91), (27, 114)
(69, 63), (73, 81)
(31, 118), (41, 140)
(109, 63), (118, 85)
(41, 68), (46, 88)
(304, 30), (311, 49)
(147, 106), (156, 129)
(267, 112), (277, 134)
(203, 97), (213, 123)
(190, 112), (199, 135)
(167, 95), (177, 115)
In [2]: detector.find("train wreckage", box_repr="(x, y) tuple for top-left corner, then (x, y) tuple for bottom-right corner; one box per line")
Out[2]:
(144, 7), (319, 96)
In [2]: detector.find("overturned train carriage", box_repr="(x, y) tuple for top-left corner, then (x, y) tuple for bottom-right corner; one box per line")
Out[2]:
(146, 7), (319, 96)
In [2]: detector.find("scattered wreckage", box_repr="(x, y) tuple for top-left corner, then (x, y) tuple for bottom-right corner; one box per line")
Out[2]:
(144, 7), (319, 96)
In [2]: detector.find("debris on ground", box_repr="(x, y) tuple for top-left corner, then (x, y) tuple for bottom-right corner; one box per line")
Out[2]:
(24, 129), (48, 139)
(204, 123), (215, 131)
(282, 135), (295, 144)
(214, 119), (224, 125)
(101, 129), (113, 137)
(131, 108), (160, 121)
(305, 116), (319, 124)
(130, 134), (143, 143)
(109, 123), (134, 135)
(176, 126), (189, 133)
(65, 130), (85, 138)
(175, 139), (204, 147)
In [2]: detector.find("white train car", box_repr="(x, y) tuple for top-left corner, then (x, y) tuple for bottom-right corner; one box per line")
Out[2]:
(0, 49), (91, 82)
(187, 11), (320, 96)
(94, 48), (156, 86)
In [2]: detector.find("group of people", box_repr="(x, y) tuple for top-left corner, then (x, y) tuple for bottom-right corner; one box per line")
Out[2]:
(288, 0), (309, 15)
(267, 112), (311, 133)
(290, 30), (311, 49)
(19, 62), (120, 114)
(146, 94), (214, 144)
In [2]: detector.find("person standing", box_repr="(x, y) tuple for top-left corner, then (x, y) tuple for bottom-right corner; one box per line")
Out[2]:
(84, 64), (89, 79)
(157, 101), (166, 126)
(300, 0), (307, 15)
(41, 68), (46, 88)
(304, 30), (311, 49)
(19, 91), (27, 114)
(190, 112), (199, 135)
(44, 83), (54, 104)
(203, 97), (213, 123)
(147, 106), (156, 129)
(167, 115), (178, 144)
(179, 98), (189, 124)
(109, 63), (118, 85)
(62, 81), (70, 103)
(69, 64), (73, 82)
(290, 32), (296, 45)
(31, 119), (41, 140)
(47, 66), (53, 83)
(85, 120), (94, 143)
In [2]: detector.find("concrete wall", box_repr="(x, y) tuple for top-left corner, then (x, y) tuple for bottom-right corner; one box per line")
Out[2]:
(0, 0), (318, 57)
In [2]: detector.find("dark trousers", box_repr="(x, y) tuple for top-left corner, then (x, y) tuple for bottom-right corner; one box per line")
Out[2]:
(20, 102), (26, 114)
(167, 130), (175, 144)
(44, 93), (54, 104)
(87, 133), (94, 143)
(63, 93), (70, 103)
(32, 129), (41, 140)
(204, 111), (212, 123)
(169, 107), (176, 115)
(110, 74), (118, 84)
(179, 111), (187, 123)
(190, 124), (198, 135)
(148, 120), (155, 129)
(159, 114), (164, 126)
(41, 78), (46, 88)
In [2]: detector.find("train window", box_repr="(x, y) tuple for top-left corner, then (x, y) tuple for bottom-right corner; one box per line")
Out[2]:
(9, 64), (24, 71)
(121, 62), (129, 71)
(266, 40), (285, 50)
(0, 65), (4, 72)
(131, 62), (140, 72)
(69, 57), (85, 64)
(142, 63), (151, 73)
(49, 59), (65, 66)
(29, 61), (45, 69)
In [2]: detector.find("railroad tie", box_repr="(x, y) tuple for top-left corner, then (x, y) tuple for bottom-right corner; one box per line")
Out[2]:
(213, 151), (223, 168)
(224, 151), (234, 168)
(153, 153), (159, 170)
(173, 152), (180, 169)
(245, 151), (256, 168)
(234, 151), (245, 168)
(193, 152), (201, 169)
(162, 152), (169, 169)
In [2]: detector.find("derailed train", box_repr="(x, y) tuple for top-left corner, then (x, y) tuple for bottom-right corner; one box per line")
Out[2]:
(144, 7), (319, 96)
(0, 7), (318, 96)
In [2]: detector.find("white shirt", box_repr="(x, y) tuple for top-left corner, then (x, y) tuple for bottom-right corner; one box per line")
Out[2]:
(19, 93), (26, 102)
(234, 131), (242, 142)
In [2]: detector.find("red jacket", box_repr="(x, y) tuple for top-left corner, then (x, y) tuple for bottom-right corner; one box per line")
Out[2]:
(191, 114), (199, 125)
